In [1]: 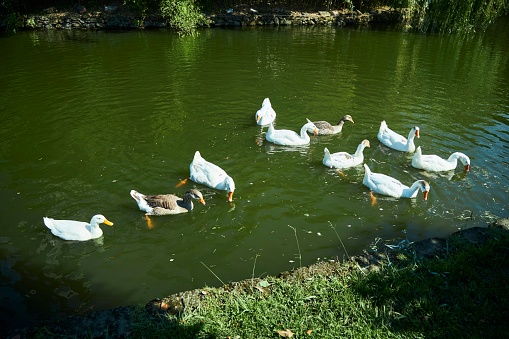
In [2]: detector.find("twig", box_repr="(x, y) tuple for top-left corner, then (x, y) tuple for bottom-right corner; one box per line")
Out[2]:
(328, 221), (350, 260)
(287, 225), (302, 267)
(200, 261), (225, 285)
(252, 254), (260, 281)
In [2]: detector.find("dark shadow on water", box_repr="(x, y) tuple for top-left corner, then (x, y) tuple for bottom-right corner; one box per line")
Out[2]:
(348, 226), (509, 337)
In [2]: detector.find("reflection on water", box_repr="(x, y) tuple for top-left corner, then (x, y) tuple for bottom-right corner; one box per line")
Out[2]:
(0, 21), (509, 334)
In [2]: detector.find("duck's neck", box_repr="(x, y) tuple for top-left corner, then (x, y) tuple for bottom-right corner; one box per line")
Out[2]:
(268, 123), (275, 133)
(448, 152), (467, 164)
(407, 130), (417, 143)
(354, 144), (366, 157)
(178, 195), (194, 211)
(299, 124), (311, 141)
(402, 181), (422, 198)
(406, 131), (417, 151)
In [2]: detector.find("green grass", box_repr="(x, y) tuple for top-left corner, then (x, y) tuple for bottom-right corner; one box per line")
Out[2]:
(126, 227), (509, 338)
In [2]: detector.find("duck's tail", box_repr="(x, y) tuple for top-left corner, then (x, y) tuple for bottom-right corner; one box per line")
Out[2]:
(43, 217), (54, 230)
(363, 163), (372, 176)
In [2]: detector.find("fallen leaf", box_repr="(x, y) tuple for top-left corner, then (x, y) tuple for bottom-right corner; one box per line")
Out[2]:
(258, 280), (270, 287)
(306, 329), (313, 335)
(159, 301), (169, 311)
(277, 329), (294, 337)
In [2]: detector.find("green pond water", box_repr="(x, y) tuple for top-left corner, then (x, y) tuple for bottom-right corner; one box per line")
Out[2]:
(1, 21), (508, 332)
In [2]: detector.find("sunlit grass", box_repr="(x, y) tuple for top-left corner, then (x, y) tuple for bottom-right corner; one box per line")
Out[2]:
(128, 226), (509, 338)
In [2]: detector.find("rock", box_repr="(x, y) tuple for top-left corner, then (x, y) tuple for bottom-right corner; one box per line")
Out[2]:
(412, 237), (449, 259)
(104, 5), (118, 14)
(75, 5), (87, 14)
(488, 218), (509, 231)
(452, 227), (490, 245)
(43, 7), (57, 14)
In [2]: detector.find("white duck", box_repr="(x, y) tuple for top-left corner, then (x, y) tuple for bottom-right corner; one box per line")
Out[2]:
(313, 115), (354, 135)
(189, 151), (236, 202)
(363, 164), (430, 201)
(323, 139), (370, 169)
(43, 214), (113, 241)
(412, 146), (470, 172)
(255, 98), (276, 126)
(130, 189), (205, 216)
(377, 120), (420, 152)
(265, 119), (318, 146)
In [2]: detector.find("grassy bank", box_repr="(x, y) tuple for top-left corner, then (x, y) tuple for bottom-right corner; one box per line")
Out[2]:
(20, 219), (509, 338)
(128, 222), (509, 338)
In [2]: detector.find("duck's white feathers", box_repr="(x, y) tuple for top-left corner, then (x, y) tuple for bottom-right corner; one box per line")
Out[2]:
(130, 189), (205, 215)
(377, 120), (420, 152)
(363, 164), (430, 200)
(412, 146), (470, 172)
(255, 98), (276, 126)
(190, 151), (235, 202)
(323, 139), (370, 169)
(265, 119), (318, 146)
(43, 214), (113, 241)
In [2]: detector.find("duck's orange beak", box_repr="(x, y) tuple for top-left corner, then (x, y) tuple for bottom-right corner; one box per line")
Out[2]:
(465, 164), (470, 172)
(423, 191), (429, 201)
(104, 219), (114, 226)
(199, 198), (206, 205)
(227, 191), (234, 202)
(415, 129), (420, 138)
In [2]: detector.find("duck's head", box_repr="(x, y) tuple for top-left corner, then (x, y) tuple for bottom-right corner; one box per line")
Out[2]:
(460, 155), (471, 172)
(340, 115), (355, 124)
(419, 180), (430, 201)
(306, 118), (318, 135)
(255, 111), (262, 123)
(188, 189), (206, 205)
(225, 177), (236, 202)
(414, 126), (420, 138)
(91, 214), (114, 226)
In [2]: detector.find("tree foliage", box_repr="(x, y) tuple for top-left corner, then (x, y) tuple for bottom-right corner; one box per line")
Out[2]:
(2, 0), (509, 35)
(160, 0), (207, 36)
(406, 0), (509, 33)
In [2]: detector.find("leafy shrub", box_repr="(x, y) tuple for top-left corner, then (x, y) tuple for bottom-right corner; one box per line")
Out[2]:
(3, 12), (20, 32)
(160, 0), (207, 36)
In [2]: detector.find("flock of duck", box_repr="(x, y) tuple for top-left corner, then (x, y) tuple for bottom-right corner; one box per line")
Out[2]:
(43, 97), (470, 242)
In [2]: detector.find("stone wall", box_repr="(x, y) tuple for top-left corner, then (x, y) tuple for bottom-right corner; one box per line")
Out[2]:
(5, 7), (404, 31)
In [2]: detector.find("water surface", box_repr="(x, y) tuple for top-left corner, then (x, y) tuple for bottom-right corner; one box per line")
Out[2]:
(1, 21), (508, 332)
